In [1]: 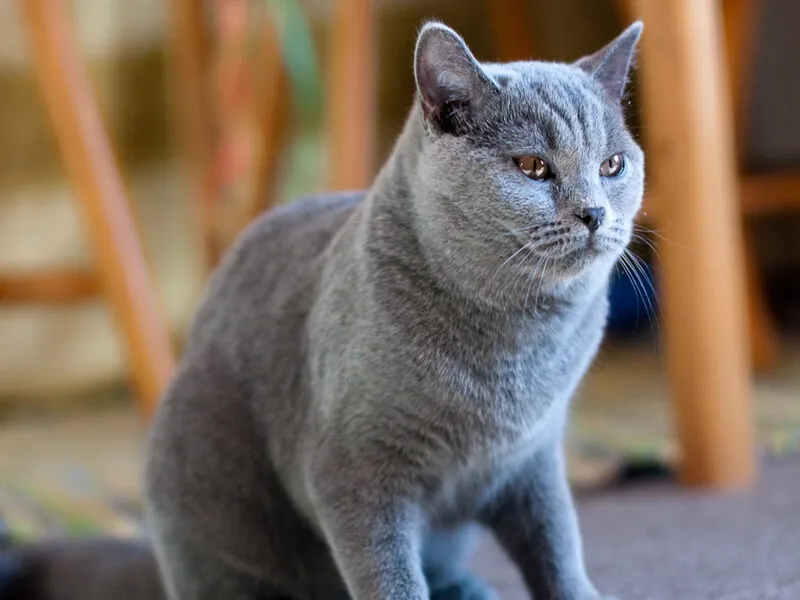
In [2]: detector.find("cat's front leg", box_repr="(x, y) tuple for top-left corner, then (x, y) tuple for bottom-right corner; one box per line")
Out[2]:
(310, 461), (429, 600)
(480, 441), (613, 600)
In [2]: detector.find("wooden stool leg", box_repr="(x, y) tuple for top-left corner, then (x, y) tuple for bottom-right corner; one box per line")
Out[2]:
(629, 0), (755, 487)
(246, 15), (291, 224)
(169, 0), (216, 267)
(722, 0), (780, 373)
(743, 227), (780, 372)
(21, 0), (175, 418)
(327, 0), (376, 191)
(486, 0), (538, 61)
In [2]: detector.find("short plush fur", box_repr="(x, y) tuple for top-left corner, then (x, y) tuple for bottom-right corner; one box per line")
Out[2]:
(1, 21), (644, 600)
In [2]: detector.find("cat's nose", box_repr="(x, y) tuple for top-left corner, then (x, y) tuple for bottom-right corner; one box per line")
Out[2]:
(574, 206), (605, 232)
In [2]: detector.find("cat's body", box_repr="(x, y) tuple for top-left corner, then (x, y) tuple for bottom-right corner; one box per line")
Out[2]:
(1, 21), (644, 600)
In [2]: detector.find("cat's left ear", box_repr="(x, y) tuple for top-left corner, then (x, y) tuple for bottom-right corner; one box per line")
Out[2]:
(575, 21), (643, 103)
(414, 21), (498, 131)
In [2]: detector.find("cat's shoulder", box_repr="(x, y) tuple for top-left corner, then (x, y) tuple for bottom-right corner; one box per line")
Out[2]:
(222, 191), (366, 268)
(250, 192), (364, 240)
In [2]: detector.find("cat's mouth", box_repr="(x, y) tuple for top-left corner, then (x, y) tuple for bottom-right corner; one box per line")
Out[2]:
(537, 234), (619, 257)
(532, 233), (624, 274)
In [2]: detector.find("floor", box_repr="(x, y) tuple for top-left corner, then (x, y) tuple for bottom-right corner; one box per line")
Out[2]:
(472, 458), (800, 600)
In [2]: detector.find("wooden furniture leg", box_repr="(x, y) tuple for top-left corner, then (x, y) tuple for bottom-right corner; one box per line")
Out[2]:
(723, 0), (780, 373)
(743, 228), (779, 372)
(0, 269), (99, 304)
(327, 0), (376, 191)
(21, 0), (175, 418)
(168, 0), (216, 267)
(487, 0), (539, 61)
(245, 13), (291, 227)
(629, 0), (755, 487)
(173, 1), (291, 264)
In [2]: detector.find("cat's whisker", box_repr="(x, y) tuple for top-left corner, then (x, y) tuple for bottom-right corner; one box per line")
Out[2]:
(617, 253), (639, 309)
(633, 224), (686, 249)
(504, 249), (535, 300)
(625, 249), (661, 317)
(523, 250), (549, 314)
(504, 225), (539, 236)
(616, 252), (648, 336)
(487, 241), (536, 297)
(503, 222), (563, 237)
(619, 249), (661, 343)
(631, 233), (662, 261)
(533, 253), (552, 315)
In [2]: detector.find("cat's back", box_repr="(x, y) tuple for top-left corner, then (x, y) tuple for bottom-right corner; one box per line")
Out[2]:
(186, 191), (365, 355)
(145, 192), (365, 560)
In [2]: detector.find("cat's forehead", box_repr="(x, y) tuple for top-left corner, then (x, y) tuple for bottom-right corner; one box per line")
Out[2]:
(477, 61), (624, 152)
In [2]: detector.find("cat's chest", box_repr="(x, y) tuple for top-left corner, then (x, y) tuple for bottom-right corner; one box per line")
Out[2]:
(421, 311), (604, 523)
(438, 310), (603, 416)
(425, 415), (547, 525)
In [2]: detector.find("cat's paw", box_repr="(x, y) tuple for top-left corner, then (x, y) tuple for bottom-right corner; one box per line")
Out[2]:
(429, 574), (497, 600)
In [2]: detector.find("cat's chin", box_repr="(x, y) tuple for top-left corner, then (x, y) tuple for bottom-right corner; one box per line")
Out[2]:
(545, 244), (620, 281)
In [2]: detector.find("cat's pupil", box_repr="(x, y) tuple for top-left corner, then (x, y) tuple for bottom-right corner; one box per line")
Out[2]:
(600, 154), (624, 177)
(517, 156), (552, 180)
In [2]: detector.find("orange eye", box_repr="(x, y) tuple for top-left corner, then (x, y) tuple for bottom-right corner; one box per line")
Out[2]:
(516, 156), (552, 180)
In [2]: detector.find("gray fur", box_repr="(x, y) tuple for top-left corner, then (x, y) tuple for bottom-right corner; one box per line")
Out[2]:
(143, 20), (645, 600)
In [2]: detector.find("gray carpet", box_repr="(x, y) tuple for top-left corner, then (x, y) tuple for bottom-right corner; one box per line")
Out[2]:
(471, 459), (800, 600)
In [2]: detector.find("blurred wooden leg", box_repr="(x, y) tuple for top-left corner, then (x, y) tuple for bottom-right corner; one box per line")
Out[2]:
(0, 269), (99, 304)
(21, 0), (175, 418)
(629, 0), (755, 487)
(247, 15), (291, 224)
(743, 227), (779, 372)
(722, 0), (779, 372)
(327, 0), (376, 191)
(486, 0), (538, 60)
(168, 0), (216, 268)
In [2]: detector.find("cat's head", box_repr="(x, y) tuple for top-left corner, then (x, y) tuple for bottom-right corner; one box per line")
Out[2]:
(410, 21), (645, 303)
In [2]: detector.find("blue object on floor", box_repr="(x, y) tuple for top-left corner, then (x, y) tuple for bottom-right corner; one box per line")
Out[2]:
(607, 260), (658, 336)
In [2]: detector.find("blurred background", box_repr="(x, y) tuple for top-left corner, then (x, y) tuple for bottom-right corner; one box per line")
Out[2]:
(1, 0), (799, 543)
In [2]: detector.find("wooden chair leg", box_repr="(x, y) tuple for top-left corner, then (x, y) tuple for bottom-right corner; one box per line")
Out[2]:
(629, 0), (755, 487)
(326, 0), (376, 191)
(743, 226), (780, 372)
(246, 14), (291, 226)
(0, 269), (99, 304)
(721, 0), (780, 373)
(21, 0), (175, 418)
(169, 0), (216, 268)
(486, 0), (539, 61)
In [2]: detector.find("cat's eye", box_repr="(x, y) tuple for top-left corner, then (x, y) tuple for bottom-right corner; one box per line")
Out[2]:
(600, 154), (625, 177)
(516, 156), (552, 181)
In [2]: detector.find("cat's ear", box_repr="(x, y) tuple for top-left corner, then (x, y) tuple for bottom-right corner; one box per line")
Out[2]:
(414, 21), (497, 132)
(575, 21), (643, 103)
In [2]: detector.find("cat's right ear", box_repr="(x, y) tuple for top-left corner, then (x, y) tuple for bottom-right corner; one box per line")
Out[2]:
(574, 21), (643, 103)
(414, 22), (497, 133)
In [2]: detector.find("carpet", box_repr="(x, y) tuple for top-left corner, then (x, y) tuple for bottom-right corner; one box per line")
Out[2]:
(472, 458), (800, 599)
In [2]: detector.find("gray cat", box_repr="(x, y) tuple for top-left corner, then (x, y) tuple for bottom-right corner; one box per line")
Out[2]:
(1, 20), (644, 600)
